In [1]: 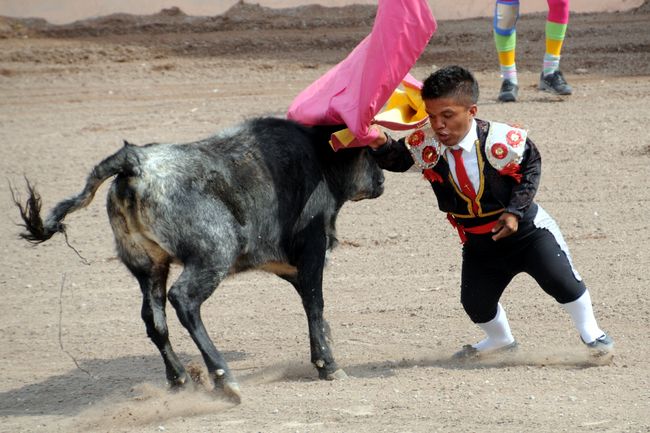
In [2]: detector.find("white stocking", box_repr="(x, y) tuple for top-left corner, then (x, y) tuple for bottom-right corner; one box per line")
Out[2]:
(473, 303), (515, 351)
(561, 289), (604, 344)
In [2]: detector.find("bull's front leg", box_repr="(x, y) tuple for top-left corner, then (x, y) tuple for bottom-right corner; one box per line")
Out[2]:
(292, 223), (348, 380)
(303, 294), (347, 380)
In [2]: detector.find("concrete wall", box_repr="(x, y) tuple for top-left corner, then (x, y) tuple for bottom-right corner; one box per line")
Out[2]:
(0, 0), (644, 25)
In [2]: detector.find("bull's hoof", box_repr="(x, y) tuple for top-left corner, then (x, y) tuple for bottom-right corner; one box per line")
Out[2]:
(318, 366), (348, 380)
(168, 372), (190, 390)
(326, 369), (348, 380)
(222, 381), (242, 405)
(213, 369), (242, 404)
(315, 359), (345, 380)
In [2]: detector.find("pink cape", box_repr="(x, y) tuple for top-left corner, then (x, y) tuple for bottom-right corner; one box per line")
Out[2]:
(287, 0), (437, 149)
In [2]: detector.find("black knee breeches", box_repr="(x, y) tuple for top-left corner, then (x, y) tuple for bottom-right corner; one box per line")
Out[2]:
(460, 219), (586, 323)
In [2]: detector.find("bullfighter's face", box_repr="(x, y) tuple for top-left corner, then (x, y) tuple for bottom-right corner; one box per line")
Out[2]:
(424, 97), (477, 147)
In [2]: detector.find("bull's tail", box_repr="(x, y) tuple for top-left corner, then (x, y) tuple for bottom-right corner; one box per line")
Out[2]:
(11, 141), (140, 243)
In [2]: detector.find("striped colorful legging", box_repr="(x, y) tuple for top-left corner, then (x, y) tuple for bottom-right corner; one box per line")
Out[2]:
(494, 0), (569, 37)
(494, 0), (570, 61)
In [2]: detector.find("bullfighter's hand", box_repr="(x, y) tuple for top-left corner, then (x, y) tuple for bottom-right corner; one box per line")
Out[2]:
(491, 212), (519, 241)
(367, 125), (387, 150)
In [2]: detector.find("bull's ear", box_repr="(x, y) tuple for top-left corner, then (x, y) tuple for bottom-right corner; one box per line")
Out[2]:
(123, 140), (133, 147)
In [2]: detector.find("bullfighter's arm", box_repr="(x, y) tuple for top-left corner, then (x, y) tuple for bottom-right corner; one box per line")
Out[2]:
(505, 137), (542, 218)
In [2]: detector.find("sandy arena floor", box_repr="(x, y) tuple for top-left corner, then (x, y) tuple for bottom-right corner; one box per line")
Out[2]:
(1, 3), (649, 432)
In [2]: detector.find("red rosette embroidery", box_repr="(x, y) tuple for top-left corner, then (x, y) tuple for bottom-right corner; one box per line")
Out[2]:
(407, 130), (425, 147)
(499, 162), (522, 183)
(506, 130), (523, 147)
(421, 145), (438, 164)
(423, 168), (443, 183)
(491, 142), (508, 160)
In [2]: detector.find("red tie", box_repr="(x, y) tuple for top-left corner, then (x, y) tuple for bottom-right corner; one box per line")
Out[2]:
(451, 148), (478, 213)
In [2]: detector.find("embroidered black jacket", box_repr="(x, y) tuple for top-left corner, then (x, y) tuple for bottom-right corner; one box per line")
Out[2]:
(370, 119), (542, 227)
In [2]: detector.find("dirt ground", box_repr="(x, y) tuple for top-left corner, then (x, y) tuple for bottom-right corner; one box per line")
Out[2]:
(1, 2), (650, 433)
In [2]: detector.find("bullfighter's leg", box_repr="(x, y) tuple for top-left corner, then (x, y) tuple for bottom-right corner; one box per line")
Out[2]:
(167, 262), (242, 403)
(291, 218), (347, 380)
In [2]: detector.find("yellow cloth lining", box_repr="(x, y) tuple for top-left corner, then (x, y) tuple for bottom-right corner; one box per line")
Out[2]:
(330, 79), (430, 149)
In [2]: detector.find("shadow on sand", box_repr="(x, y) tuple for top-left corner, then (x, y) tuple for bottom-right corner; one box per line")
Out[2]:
(0, 351), (246, 417)
(0, 346), (611, 423)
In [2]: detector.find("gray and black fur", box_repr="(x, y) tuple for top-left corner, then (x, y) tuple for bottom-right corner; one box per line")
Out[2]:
(13, 117), (385, 402)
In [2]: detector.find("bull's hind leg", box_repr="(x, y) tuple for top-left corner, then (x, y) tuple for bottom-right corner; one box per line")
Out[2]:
(167, 262), (242, 403)
(132, 259), (191, 388)
(108, 196), (188, 388)
(122, 254), (189, 387)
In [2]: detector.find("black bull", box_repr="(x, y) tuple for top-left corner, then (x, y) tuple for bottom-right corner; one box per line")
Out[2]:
(12, 117), (385, 402)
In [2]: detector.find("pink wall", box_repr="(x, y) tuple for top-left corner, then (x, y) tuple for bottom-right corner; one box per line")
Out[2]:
(1, 0), (644, 25)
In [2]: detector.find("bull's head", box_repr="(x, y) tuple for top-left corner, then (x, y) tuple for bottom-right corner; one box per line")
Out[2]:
(349, 147), (385, 201)
(328, 146), (385, 202)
